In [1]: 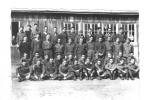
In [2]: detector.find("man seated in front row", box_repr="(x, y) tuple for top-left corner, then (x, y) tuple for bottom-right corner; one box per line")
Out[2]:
(16, 60), (31, 82)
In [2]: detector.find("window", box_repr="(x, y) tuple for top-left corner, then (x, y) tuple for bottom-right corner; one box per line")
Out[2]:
(63, 23), (79, 34)
(129, 24), (135, 42)
(103, 23), (116, 35)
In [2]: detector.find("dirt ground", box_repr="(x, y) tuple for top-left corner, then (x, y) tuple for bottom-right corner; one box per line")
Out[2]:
(12, 71), (140, 100)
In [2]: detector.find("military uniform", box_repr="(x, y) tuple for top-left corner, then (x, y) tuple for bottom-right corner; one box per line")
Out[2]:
(45, 62), (57, 79)
(127, 63), (139, 79)
(123, 42), (134, 57)
(54, 43), (64, 57)
(16, 64), (30, 82)
(116, 63), (128, 79)
(19, 41), (31, 58)
(86, 42), (95, 59)
(113, 42), (123, 57)
(42, 40), (53, 58)
(33, 63), (45, 80)
(57, 32), (67, 44)
(16, 31), (26, 45)
(64, 43), (75, 56)
(31, 39), (42, 56)
(105, 40), (114, 54)
(105, 63), (117, 79)
(75, 43), (86, 59)
(51, 32), (58, 44)
(67, 32), (76, 41)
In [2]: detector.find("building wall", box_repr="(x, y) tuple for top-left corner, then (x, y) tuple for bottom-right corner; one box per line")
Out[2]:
(11, 12), (139, 61)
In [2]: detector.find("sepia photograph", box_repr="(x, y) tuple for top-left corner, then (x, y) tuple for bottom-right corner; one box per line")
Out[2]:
(10, 9), (140, 100)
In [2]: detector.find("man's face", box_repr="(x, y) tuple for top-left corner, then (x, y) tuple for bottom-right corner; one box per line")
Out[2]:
(98, 38), (102, 42)
(130, 59), (135, 64)
(97, 61), (101, 65)
(44, 27), (48, 32)
(27, 26), (31, 30)
(63, 28), (66, 32)
(119, 29), (123, 34)
(57, 39), (61, 43)
(89, 37), (93, 42)
(68, 39), (72, 43)
(107, 53), (112, 58)
(120, 60), (124, 65)
(71, 28), (75, 33)
(35, 53), (39, 57)
(97, 28), (101, 33)
(63, 60), (67, 65)
(23, 53), (27, 58)
(68, 55), (72, 60)
(74, 60), (78, 65)
(22, 62), (26, 66)
(49, 58), (53, 63)
(81, 55), (85, 60)
(119, 52), (123, 57)
(116, 38), (120, 43)
(109, 59), (114, 64)
(85, 58), (90, 64)
(79, 38), (83, 43)
(23, 37), (27, 41)
(34, 25), (38, 29)
(107, 36), (111, 41)
(57, 55), (61, 60)
(54, 28), (57, 32)
(20, 27), (24, 32)
(44, 55), (48, 59)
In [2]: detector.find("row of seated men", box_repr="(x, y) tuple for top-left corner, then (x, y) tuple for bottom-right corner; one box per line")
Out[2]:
(13, 24), (130, 60)
(16, 50), (139, 82)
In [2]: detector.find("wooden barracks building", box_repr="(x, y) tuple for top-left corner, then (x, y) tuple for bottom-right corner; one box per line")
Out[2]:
(11, 10), (139, 62)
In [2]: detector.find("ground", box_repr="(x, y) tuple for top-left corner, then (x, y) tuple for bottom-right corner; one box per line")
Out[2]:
(12, 69), (140, 100)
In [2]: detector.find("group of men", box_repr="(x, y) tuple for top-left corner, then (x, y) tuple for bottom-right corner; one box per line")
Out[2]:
(15, 23), (139, 82)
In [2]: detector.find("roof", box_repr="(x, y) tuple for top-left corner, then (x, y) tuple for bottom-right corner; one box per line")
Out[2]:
(11, 9), (139, 16)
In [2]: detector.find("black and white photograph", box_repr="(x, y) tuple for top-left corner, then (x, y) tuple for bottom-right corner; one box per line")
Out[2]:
(1, 0), (144, 100)
(11, 9), (140, 100)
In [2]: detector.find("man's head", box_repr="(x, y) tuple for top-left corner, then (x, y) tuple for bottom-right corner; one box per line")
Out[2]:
(119, 59), (125, 65)
(57, 38), (61, 43)
(71, 27), (75, 33)
(54, 27), (57, 33)
(68, 38), (72, 44)
(44, 55), (49, 60)
(109, 58), (114, 64)
(49, 58), (53, 63)
(126, 38), (131, 44)
(81, 55), (85, 60)
(74, 60), (78, 65)
(19, 26), (24, 32)
(119, 27), (123, 34)
(23, 36), (27, 42)
(107, 52), (112, 58)
(85, 58), (90, 64)
(57, 55), (61, 60)
(34, 24), (38, 29)
(97, 60), (102, 65)
(68, 54), (73, 60)
(23, 53), (28, 58)
(89, 36), (93, 42)
(35, 52), (39, 57)
(22, 61), (27, 66)
(62, 60), (67, 65)
(36, 60), (41, 65)
(98, 37), (103, 42)
(27, 25), (31, 31)
(79, 38), (83, 44)
(107, 36), (111, 41)
(116, 37), (120, 43)
(118, 51), (123, 57)
(35, 34), (40, 39)
(44, 26), (48, 32)
(130, 58), (135, 64)
(62, 27), (66, 32)
(97, 27), (101, 33)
